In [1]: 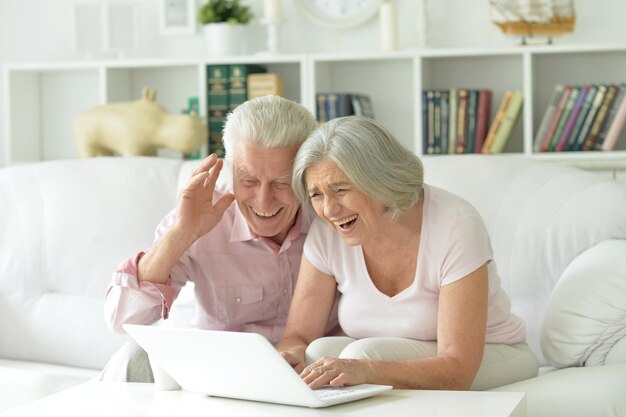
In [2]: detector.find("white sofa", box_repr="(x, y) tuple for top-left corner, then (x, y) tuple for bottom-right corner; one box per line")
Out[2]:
(1, 155), (625, 415)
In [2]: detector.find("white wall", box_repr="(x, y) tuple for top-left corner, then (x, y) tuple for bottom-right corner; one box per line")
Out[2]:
(1, 0), (626, 165)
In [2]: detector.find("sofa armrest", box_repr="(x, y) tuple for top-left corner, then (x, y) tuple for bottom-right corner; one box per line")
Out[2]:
(492, 362), (626, 417)
(541, 239), (626, 367)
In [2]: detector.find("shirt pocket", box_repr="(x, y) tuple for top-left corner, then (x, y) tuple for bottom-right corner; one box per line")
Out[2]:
(214, 285), (264, 326)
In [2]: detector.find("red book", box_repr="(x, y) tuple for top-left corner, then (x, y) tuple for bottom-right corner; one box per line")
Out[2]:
(474, 89), (492, 153)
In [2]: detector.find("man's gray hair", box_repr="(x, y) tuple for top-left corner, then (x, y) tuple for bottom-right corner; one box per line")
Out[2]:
(223, 95), (318, 161)
(292, 116), (424, 221)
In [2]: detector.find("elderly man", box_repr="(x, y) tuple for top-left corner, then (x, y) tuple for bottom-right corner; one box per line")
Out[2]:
(102, 96), (336, 381)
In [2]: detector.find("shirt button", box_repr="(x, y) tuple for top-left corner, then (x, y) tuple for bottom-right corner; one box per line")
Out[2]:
(235, 297), (242, 303)
(283, 289), (288, 294)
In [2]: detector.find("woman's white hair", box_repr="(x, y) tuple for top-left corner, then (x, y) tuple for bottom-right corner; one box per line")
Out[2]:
(292, 116), (423, 221)
(222, 95), (318, 161)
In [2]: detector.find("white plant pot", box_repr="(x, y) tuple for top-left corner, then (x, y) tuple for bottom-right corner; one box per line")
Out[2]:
(202, 22), (246, 56)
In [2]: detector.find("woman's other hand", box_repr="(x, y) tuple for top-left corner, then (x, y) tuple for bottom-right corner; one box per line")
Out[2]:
(280, 351), (306, 373)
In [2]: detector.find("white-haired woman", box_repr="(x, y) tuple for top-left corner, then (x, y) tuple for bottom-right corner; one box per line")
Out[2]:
(277, 116), (538, 390)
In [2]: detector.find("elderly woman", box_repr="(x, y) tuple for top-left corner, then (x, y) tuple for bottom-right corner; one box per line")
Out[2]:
(277, 116), (538, 391)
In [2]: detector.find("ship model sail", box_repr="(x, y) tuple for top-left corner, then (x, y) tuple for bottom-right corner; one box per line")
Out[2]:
(490, 0), (576, 44)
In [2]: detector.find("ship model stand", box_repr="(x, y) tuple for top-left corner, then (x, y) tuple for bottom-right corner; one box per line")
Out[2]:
(490, 0), (576, 45)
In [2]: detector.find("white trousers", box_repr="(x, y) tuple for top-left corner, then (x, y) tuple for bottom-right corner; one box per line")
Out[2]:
(305, 336), (539, 390)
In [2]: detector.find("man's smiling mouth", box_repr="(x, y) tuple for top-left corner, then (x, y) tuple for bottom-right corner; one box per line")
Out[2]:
(253, 207), (281, 217)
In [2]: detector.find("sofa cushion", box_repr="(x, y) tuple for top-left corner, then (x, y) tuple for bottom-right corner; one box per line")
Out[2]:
(0, 157), (184, 369)
(422, 155), (626, 365)
(0, 359), (99, 412)
(541, 240), (626, 367)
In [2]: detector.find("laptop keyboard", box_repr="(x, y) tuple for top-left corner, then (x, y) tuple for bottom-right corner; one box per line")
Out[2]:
(315, 387), (357, 400)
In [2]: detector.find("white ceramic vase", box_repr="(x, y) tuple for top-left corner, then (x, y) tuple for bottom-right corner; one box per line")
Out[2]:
(202, 22), (246, 56)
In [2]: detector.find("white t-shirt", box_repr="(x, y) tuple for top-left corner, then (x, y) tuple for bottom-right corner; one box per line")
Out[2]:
(304, 184), (526, 344)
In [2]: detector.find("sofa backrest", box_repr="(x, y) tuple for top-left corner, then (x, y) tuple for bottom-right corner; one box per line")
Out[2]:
(2, 155), (624, 370)
(422, 155), (626, 365)
(0, 157), (185, 369)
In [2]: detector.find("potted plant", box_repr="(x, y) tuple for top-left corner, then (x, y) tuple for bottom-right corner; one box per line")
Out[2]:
(197, 0), (254, 56)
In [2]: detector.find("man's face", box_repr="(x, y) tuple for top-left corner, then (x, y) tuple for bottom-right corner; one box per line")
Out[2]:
(232, 140), (300, 245)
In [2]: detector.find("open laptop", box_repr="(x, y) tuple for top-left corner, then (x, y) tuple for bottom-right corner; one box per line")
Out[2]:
(123, 324), (392, 408)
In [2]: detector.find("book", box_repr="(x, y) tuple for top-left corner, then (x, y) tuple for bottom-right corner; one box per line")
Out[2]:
(548, 84), (580, 152)
(570, 85), (607, 151)
(465, 90), (479, 154)
(534, 85), (564, 152)
(539, 84), (572, 152)
(326, 93), (353, 120)
(601, 83), (626, 151)
(456, 89), (469, 153)
(316, 94), (328, 123)
(447, 89), (458, 154)
(582, 83), (619, 151)
(206, 65), (229, 157)
(555, 84), (589, 152)
(439, 90), (450, 154)
(247, 73), (285, 99)
(228, 64), (266, 110)
(595, 83), (626, 150)
(433, 91), (442, 154)
(422, 91), (429, 154)
(482, 91), (513, 153)
(488, 90), (523, 153)
(474, 89), (492, 153)
(426, 90), (435, 154)
(350, 94), (375, 118)
(566, 85), (598, 151)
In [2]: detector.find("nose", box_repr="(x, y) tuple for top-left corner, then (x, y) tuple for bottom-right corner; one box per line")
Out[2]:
(258, 182), (273, 210)
(322, 195), (339, 219)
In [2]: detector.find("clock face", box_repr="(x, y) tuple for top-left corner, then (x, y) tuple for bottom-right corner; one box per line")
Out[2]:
(295, 0), (384, 29)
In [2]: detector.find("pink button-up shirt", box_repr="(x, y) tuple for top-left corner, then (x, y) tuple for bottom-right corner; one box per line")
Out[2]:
(104, 182), (313, 344)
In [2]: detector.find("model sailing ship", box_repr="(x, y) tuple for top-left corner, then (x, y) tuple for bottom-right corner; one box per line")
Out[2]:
(490, 0), (576, 44)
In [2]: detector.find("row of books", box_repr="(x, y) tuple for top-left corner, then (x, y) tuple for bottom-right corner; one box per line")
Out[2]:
(206, 65), (285, 156)
(422, 89), (523, 155)
(534, 83), (626, 152)
(315, 93), (375, 123)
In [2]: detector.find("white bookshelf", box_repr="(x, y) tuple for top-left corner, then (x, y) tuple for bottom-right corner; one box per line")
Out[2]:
(4, 45), (626, 168)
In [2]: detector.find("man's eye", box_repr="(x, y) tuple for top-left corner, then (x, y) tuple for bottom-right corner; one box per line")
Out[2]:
(309, 192), (321, 199)
(274, 182), (290, 190)
(242, 179), (257, 186)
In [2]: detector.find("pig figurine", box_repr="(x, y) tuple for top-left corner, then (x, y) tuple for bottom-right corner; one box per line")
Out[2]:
(74, 87), (207, 157)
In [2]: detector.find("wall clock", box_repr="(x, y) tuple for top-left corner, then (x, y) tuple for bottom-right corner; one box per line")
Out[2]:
(295, 0), (384, 29)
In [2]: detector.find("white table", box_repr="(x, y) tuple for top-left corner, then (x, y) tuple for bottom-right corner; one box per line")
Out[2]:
(2, 381), (526, 417)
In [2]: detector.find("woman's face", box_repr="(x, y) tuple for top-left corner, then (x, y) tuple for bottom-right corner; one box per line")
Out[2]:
(305, 159), (387, 246)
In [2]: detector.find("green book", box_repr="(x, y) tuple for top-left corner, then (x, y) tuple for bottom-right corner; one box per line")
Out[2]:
(466, 90), (479, 154)
(206, 65), (229, 156)
(228, 64), (266, 110)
